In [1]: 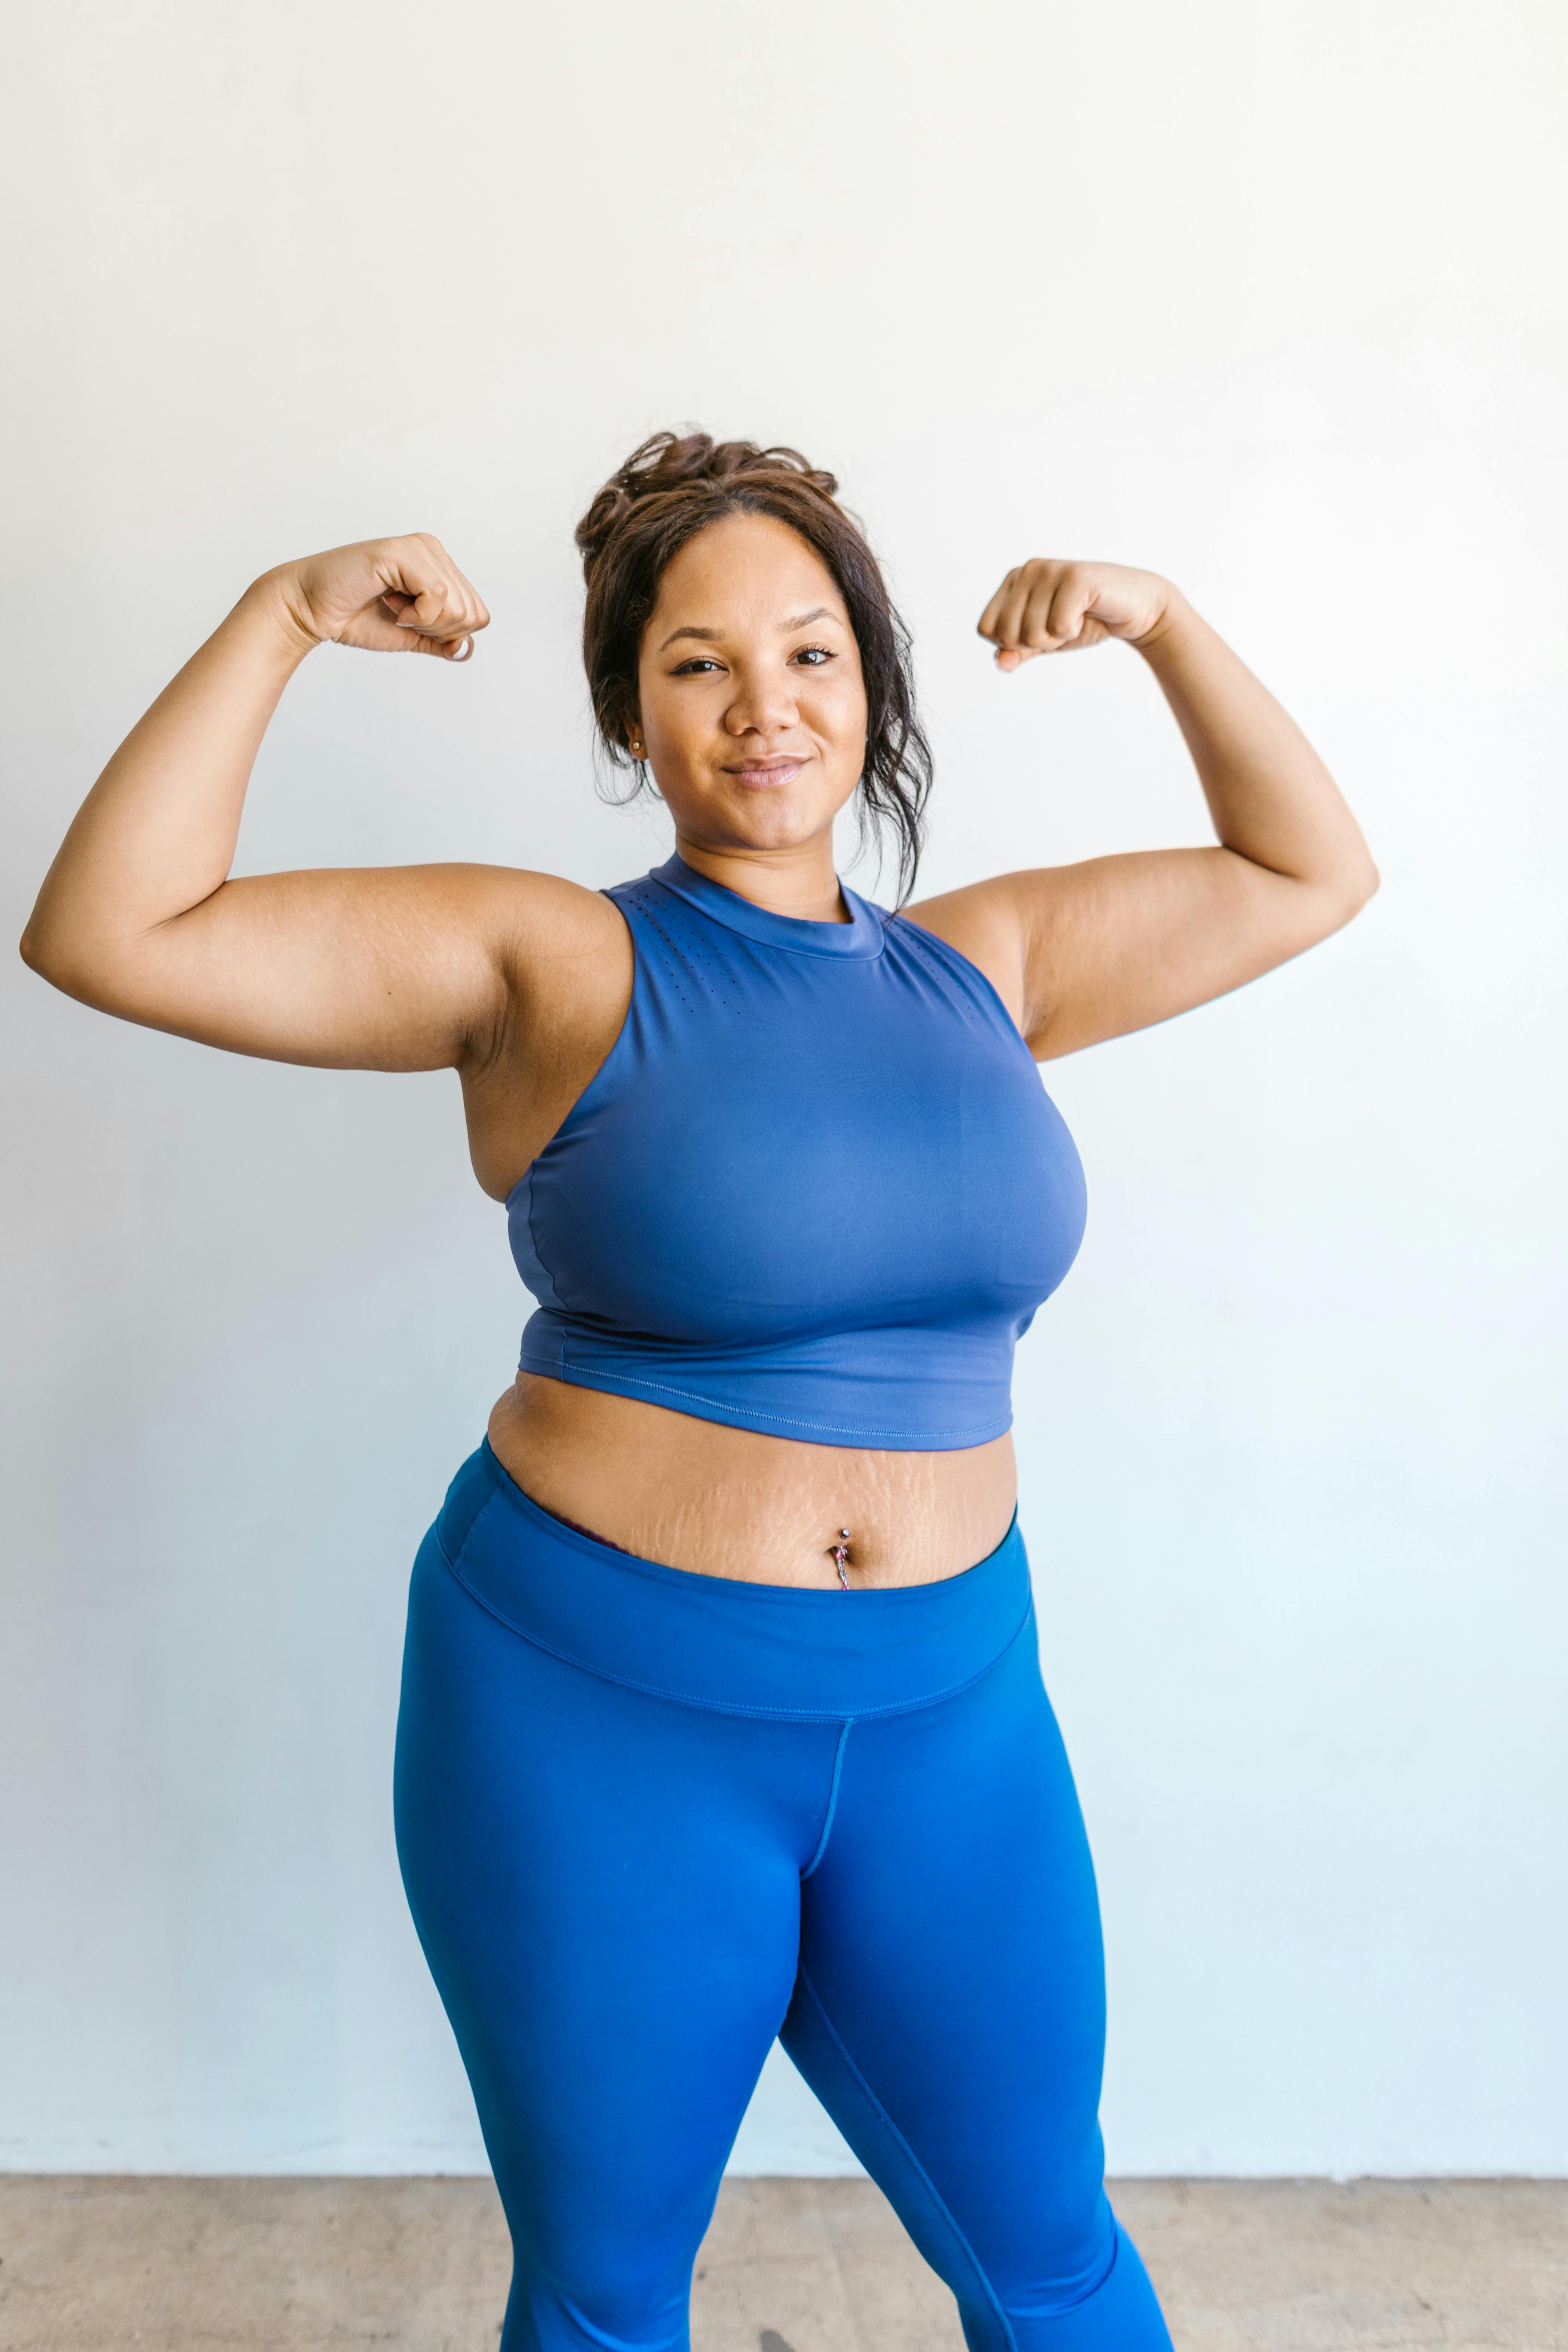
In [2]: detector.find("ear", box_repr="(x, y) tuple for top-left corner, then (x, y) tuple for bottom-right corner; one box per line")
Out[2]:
(613, 693), (644, 761)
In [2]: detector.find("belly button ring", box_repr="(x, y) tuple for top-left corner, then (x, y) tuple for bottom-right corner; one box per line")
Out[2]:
(829, 1530), (852, 1588)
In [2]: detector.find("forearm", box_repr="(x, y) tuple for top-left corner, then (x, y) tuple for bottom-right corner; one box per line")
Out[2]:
(21, 572), (316, 993)
(1135, 594), (1378, 911)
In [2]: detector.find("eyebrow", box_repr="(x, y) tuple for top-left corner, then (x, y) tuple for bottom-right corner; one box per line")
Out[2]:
(657, 607), (836, 653)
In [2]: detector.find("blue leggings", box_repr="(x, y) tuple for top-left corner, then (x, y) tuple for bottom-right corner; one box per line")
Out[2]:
(394, 1443), (1172, 2352)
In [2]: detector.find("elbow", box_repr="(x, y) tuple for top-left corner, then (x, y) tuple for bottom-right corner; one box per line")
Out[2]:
(1320, 846), (1380, 934)
(1345, 849), (1381, 919)
(18, 919), (54, 981)
(1280, 852), (1378, 956)
(19, 917), (107, 1006)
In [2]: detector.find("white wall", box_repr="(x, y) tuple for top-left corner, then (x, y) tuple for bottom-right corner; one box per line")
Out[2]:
(2, 0), (1564, 2177)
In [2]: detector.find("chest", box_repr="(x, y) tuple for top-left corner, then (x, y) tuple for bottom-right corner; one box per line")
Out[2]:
(520, 926), (1086, 1333)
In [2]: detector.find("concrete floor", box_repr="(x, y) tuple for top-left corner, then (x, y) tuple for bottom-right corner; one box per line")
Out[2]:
(0, 2175), (1564, 2352)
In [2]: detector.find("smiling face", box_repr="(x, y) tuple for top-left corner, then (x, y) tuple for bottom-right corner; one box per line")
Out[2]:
(632, 512), (869, 866)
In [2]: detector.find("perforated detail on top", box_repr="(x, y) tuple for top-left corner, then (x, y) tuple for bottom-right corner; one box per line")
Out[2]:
(622, 883), (745, 1018)
(888, 917), (984, 1028)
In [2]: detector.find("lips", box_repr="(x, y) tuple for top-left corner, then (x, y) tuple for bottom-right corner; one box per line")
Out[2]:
(724, 757), (807, 788)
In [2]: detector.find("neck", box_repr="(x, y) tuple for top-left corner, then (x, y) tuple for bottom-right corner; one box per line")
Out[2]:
(673, 836), (850, 924)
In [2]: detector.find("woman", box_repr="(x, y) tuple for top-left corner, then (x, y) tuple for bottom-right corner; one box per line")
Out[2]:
(22, 432), (1377, 2352)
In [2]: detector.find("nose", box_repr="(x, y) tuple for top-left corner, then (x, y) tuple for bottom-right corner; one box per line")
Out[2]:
(724, 656), (800, 740)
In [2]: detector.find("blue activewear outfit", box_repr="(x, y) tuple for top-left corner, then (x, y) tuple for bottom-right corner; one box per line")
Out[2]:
(394, 855), (1173, 2352)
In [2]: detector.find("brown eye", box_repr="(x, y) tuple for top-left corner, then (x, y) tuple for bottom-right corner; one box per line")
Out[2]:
(793, 645), (834, 666)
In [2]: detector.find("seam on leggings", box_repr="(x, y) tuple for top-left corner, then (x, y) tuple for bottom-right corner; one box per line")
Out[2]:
(433, 1537), (1034, 1723)
(436, 1484), (504, 1576)
(801, 1721), (853, 1879)
(795, 1969), (1019, 2352)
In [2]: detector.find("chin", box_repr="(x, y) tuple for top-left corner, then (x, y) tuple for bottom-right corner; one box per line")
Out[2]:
(711, 791), (831, 851)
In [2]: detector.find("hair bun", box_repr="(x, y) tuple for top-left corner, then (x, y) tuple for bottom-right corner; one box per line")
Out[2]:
(575, 430), (840, 582)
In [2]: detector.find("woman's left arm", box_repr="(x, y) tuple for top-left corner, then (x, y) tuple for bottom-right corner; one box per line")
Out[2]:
(906, 561), (1380, 1059)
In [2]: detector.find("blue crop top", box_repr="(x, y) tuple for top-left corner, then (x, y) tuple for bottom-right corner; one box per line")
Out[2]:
(507, 854), (1087, 1451)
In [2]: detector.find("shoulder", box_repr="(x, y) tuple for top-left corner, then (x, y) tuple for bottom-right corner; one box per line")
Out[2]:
(418, 863), (626, 982)
(488, 865), (629, 959)
(467, 865), (633, 1025)
(897, 875), (1034, 1037)
(388, 861), (623, 945)
(421, 862), (632, 1068)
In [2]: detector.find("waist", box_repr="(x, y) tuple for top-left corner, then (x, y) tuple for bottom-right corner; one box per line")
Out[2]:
(487, 1374), (1019, 1589)
(431, 1438), (1034, 1718)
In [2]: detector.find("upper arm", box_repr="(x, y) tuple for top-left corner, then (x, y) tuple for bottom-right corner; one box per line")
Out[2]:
(22, 860), (615, 1077)
(906, 847), (1370, 1061)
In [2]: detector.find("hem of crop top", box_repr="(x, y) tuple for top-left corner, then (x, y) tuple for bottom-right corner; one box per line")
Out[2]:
(514, 1347), (1015, 1452)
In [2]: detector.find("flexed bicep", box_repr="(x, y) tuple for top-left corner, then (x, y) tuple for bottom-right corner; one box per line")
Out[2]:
(909, 561), (1377, 1056)
(21, 540), (509, 1068)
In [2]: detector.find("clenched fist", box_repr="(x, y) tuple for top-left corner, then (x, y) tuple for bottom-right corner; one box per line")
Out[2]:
(276, 534), (490, 661)
(977, 560), (1173, 671)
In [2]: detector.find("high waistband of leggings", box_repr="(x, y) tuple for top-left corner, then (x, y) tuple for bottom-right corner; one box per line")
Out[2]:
(428, 1439), (1035, 1721)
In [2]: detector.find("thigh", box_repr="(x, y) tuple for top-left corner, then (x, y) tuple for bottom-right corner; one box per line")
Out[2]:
(394, 1531), (828, 2348)
(785, 1624), (1170, 2351)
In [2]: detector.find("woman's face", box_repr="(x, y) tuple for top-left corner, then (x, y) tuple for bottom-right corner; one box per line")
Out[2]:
(633, 512), (869, 860)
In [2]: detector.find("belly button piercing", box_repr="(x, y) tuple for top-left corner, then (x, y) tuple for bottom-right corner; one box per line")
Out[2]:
(829, 1529), (852, 1588)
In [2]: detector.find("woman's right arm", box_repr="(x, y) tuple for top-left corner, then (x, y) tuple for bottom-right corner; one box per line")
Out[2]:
(19, 537), (608, 1079)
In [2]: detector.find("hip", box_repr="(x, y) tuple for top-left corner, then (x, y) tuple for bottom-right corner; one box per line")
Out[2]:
(423, 1434), (1035, 1715)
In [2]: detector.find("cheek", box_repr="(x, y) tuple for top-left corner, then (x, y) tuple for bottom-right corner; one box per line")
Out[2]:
(640, 683), (701, 755)
(807, 672), (869, 749)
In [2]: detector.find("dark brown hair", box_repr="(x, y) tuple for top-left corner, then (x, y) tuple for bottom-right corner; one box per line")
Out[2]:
(576, 430), (933, 903)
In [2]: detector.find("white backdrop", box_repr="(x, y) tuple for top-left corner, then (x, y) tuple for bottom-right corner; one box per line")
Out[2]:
(3, 1), (1564, 2177)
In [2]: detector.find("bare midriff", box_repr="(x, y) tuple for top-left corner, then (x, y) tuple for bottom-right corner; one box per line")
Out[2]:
(486, 1372), (1018, 1590)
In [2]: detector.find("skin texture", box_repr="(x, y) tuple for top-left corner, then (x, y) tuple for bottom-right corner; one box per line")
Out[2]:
(21, 513), (1377, 1587)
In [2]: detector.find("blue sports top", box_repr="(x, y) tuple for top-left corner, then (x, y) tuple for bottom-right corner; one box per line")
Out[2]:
(507, 854), (1086, 1451)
